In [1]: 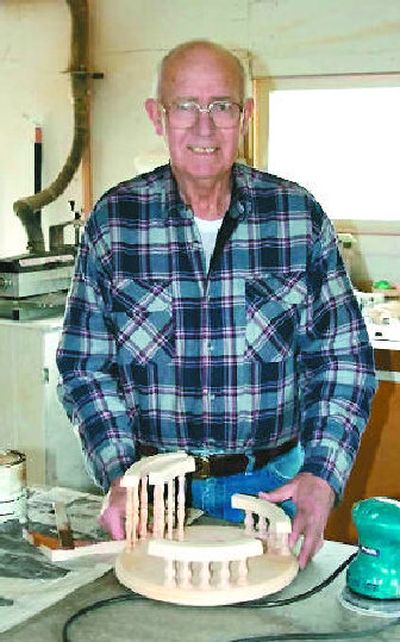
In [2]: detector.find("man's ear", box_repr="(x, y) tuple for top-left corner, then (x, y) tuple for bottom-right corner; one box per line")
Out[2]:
(241, 98), (254, 136)
(145, 98), (164, 136)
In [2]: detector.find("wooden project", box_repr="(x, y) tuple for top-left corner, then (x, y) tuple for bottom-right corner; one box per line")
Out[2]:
(115, 452), (299, 606)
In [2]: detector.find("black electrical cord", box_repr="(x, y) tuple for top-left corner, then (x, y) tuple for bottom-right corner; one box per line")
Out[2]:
(61, 553), (400, 642)
(62, 592), (144, 642)
(230, 551), (358, 609)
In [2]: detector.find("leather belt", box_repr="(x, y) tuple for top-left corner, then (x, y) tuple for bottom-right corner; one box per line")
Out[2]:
(136, 439), (298, 480)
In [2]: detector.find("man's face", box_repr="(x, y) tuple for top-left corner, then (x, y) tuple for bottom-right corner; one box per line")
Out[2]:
(146, 48), (253, 184)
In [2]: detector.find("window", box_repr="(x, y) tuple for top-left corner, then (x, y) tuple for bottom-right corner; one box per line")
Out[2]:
(252, 77), (400, 229)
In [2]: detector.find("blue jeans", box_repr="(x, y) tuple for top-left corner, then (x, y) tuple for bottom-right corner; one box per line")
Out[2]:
(191, 444), (304, 522)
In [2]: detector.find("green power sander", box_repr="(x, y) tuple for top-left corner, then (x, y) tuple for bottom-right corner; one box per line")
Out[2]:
(340, 497), (400, 617)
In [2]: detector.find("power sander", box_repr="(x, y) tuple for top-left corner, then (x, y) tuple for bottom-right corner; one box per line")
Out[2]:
(340, 496), (400, 617)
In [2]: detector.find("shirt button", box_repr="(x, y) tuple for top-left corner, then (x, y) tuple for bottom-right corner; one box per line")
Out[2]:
(208, 342), (214, 352)
(237, 202), (245, 214)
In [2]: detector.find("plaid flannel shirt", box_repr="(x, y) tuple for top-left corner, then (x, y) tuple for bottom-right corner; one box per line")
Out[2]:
(56, 163), (376, 495)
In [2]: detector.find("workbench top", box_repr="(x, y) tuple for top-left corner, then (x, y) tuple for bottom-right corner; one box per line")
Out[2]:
(1, 535), (398, 642)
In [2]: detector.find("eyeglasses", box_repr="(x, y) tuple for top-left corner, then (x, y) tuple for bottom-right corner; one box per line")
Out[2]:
(162, 100), (243, 129)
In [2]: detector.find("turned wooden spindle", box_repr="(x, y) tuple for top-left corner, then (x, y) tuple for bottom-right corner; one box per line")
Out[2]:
(244, 510), (255, 535)
(279, 533), (291, 556)
(167, 479), (174, 539)
(153, 483), (165, 539)
(132, 483), (139, 546)
(165, 558), (176, 587)
(236, 558), (248, 586)
(218, 560), (231, 589)
(268, 531), (291, 555)
(198, 561), (211, 589)
(140, 476), (148, 540)
(258, 515), (268, 539)
(177, 474), (186, 541)
(179, 560), (191, 588)
(125, 486), (134, 547)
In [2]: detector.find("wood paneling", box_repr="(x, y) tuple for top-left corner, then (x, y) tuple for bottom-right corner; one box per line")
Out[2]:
(325, 375), (400, 544)
(374, 348), (400, 372)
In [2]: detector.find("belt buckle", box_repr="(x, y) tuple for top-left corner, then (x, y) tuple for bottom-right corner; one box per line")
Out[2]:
(195, 456), (211, 479)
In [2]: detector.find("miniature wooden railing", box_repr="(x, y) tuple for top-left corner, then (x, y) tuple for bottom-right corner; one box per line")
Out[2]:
(231, 493), (291, 555)
(120, 452), (195, 547)
(148, 536), (263, 589)
(116, 458), (299, 606)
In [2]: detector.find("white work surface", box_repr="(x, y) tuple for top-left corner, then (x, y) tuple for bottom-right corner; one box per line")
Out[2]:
(0, 487), (112, 633)
(372, 339), (400, 351)
(1, 524), (399, 641)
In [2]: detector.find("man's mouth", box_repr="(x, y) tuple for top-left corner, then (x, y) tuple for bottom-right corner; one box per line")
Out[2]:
(187, 146), (218, 154)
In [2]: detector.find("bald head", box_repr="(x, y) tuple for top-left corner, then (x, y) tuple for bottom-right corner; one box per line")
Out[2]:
(157, 40), (246, 104)
(144, 38), (254, 199)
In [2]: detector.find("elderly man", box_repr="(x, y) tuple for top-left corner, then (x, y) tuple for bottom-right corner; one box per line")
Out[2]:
(57, 40), (376, 568)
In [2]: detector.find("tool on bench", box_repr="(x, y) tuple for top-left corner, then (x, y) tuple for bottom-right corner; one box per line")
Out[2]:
(53, 501), (75, 550)
(339, 496), (400, 617)
(24, 501), (76, 551)
(24, 501), (119, 560)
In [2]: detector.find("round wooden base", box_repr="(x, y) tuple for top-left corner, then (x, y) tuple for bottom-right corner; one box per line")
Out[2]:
(115, 525), (299, 606)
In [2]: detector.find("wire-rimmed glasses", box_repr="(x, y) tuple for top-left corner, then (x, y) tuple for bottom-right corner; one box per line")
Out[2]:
(162, 100), (243, 129)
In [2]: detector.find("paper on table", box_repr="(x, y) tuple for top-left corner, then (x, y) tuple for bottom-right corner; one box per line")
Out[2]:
(0, 486), (114, 633)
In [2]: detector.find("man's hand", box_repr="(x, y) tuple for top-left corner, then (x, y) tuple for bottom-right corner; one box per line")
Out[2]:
(259, 472), (335, 569)
(98, 477), (126, 539)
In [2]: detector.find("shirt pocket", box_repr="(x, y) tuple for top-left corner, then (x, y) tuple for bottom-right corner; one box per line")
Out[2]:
(245, 272), (307, 363)
(111, 278), (174, 365)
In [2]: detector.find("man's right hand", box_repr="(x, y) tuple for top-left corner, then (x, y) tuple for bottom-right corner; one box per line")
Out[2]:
(98, 477), (126, 539)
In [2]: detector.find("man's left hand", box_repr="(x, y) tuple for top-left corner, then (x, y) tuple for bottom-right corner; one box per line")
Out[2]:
(259, 472), (335, 569)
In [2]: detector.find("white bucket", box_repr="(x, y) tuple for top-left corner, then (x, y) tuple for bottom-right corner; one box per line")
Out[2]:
(0, 450), (27, 524)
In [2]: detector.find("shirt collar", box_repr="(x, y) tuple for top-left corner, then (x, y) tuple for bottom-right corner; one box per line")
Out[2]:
(160, 162), (252, 222)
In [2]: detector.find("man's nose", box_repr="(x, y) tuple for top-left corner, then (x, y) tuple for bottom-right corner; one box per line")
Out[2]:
(194, 108), (215, 135)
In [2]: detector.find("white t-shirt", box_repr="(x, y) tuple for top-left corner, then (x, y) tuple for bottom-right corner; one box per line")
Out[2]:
(195, 216), (223, 272)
